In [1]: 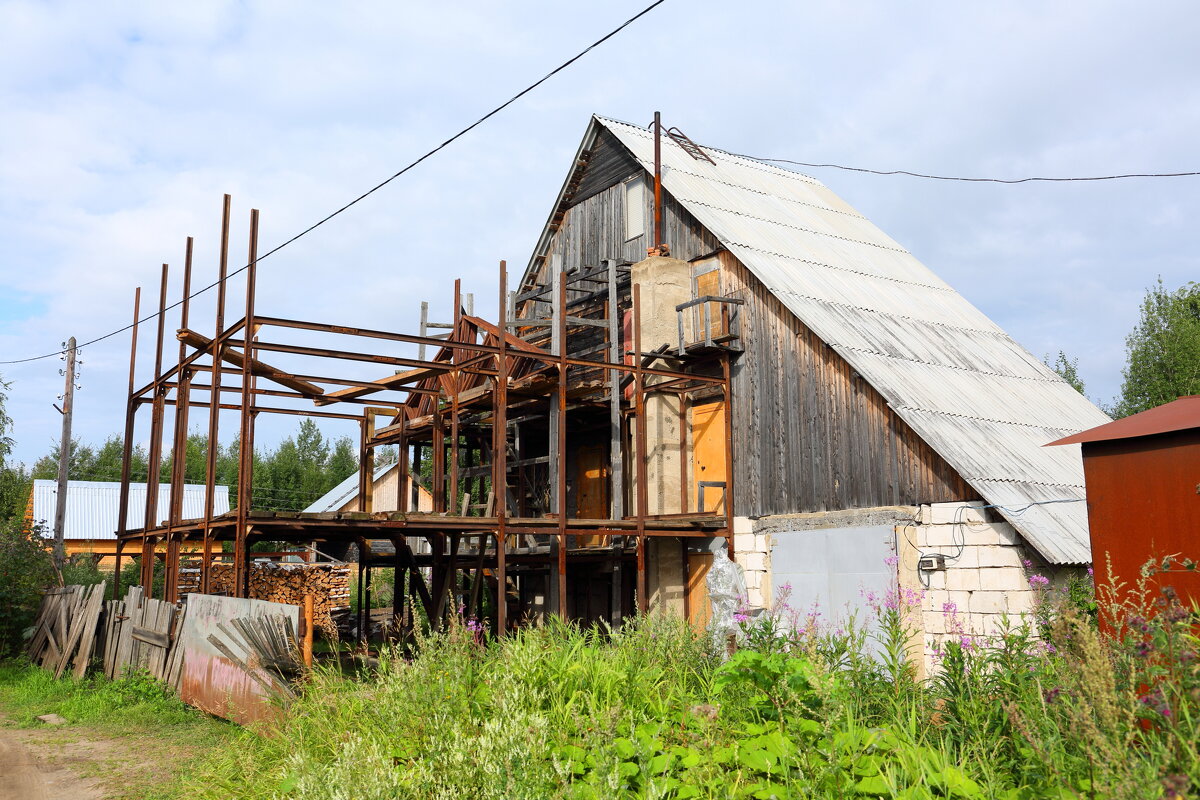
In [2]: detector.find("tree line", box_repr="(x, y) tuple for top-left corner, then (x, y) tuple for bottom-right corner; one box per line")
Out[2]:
(1046, 278), (1198, 415)
(0, 418), (377, 524)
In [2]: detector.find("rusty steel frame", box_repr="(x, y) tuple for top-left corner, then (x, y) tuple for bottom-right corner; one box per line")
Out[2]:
(114, 195), (737, 644)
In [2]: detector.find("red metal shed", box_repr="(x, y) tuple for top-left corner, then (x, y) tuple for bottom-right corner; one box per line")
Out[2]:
(1048, 396), (1200, 608)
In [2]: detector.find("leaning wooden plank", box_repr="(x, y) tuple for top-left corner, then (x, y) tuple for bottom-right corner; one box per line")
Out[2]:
(113, 586), (143, 678)
(55, 585), (98, 678)
(157, 602), (176, 680)
(72, 581), (108, 679)
(103, 600), (124, 679)
(133, 598), (158, 673)
(165, 604), (188, 691)
(148, 600), (174, 679)
(25, 599), (54, 662)
(24, 590), (63, 659)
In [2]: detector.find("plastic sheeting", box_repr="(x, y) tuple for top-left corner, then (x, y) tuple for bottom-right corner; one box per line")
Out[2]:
(705, 547), (747, 653)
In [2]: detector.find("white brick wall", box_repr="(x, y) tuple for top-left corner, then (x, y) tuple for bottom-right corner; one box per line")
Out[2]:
(732, 520), (771, 608)
(912, 502), (1046, 667)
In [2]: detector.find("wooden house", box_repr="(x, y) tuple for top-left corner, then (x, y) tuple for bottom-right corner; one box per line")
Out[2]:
(512, 115), (1111, 654)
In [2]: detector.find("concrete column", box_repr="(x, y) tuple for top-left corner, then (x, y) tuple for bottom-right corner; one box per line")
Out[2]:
(632, 256), (692, 613)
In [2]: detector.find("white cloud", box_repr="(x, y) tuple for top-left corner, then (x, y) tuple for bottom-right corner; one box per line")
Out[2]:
(1, 0), (1198, 463)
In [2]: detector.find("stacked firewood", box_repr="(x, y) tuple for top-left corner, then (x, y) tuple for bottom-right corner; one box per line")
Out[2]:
(177, 562), (350, 638)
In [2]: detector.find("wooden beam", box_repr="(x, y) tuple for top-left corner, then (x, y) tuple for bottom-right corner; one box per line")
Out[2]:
(177, 328), (325, 398)
(313, 364), (450, 406)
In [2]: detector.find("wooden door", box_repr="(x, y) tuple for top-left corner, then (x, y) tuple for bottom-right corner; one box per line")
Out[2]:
(686, 551), (714, 629)
(693, 261), (724, 340)
(575, 443), (609, 546)
(690, 402), (727, 513)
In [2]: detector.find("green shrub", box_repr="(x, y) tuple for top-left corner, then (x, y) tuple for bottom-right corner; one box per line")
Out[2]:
(0, 520), (55, 656)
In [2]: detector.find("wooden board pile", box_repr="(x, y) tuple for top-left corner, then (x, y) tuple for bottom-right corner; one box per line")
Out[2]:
(177, 561), (350, 637)
(102, 585), (188, 687)
(26, 581), (107, 678)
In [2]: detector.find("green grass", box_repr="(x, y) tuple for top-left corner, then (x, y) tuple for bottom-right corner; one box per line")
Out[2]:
(0, 661), (236, 799)
(3, 570), (1197, 799)
(171, 584), (1197, 800)
(0, 661), (209, 731)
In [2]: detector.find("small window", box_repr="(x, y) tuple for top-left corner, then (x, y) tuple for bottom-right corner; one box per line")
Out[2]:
(624, 178), (645, 241)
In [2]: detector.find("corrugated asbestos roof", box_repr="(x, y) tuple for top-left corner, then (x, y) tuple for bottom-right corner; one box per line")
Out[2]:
(30, 480), (230, 541)
(593, 115), (1112, 564)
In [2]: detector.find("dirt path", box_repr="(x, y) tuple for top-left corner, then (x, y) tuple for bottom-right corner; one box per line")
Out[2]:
(0, 727), (105, 800)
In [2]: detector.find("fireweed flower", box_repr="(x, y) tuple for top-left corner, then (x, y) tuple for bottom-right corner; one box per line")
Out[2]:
(1028, 574), (1050, 588)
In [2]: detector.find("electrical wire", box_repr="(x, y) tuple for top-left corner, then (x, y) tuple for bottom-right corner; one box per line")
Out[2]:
(910, 498), (1085, 588)
(722, 152), (1200, 184)
(0, 0), (669, 367)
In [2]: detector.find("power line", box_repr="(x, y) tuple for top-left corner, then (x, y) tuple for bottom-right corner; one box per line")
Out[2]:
(0, 0), (669, 368)
(725, 152), (1200, 184)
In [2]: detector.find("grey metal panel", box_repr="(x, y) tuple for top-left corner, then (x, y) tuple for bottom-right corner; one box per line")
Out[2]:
(771, 525), (896, 642)
(596, 116), (1108, 564)
(31, 480), (230, 541)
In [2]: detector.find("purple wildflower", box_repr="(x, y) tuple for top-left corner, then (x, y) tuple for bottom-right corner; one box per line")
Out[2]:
(1028, 574), (1050, 588)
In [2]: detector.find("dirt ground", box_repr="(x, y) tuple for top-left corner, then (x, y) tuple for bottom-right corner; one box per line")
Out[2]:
(0, 721), (186, 800)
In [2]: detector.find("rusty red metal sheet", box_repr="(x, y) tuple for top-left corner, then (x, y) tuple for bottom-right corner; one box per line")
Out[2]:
(177, 593), (299, 726)
(1048, 395), (1200, 446)
(1077, 428), (1200, 616)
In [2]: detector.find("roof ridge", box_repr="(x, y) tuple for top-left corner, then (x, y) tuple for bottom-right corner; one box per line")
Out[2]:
(597, 115), (829, 187)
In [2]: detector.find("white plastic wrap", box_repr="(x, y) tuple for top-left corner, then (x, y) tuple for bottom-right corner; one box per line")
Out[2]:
(705, 546), (747, 652)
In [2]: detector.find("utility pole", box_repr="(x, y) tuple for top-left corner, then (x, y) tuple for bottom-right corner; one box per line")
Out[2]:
(52, 336), (77, 571)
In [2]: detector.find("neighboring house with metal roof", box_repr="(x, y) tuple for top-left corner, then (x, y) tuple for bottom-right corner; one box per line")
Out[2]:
(517, 115), (1110, 660)
(303, 462), (434, 564)
(302, 462), (433, 515)
(26, 479), (230, 565)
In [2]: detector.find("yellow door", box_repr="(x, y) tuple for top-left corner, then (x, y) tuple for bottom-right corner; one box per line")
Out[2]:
(693, 265), (725, 339)
(686, 551), (714, 629)
(575, 444), (609, 546)
(690, 402), (727, 514)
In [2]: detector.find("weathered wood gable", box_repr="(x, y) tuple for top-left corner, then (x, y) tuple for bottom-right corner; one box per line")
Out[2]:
(525, 131), (977, 517)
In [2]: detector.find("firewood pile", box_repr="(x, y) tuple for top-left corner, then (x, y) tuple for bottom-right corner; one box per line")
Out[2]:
(177, 561), (350, 637)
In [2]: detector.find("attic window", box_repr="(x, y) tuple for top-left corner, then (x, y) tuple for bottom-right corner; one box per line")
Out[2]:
(624, 177), (645, 241)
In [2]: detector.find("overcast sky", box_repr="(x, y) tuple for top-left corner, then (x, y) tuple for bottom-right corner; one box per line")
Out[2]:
(1, 1), (1197, 468)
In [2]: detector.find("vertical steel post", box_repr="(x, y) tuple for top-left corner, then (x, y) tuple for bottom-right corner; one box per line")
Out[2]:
(202, 195), (232, 595)
(397, 415), (409, 514)
(607, 261), (623, 520)
(633, 285), (649, 611)
(166, 238), (194, 602)
(142, 264), (170, 597)
(449, 280), (461, 512)
(653, 111), (663, 250)
(723, 353), (736, 560)
(144, 264), (169, 535)
(234, 209), (259, 598)
(113, 287), (142, 600)
(556, 274), (568, 618)
(495, 261), (508, 635)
